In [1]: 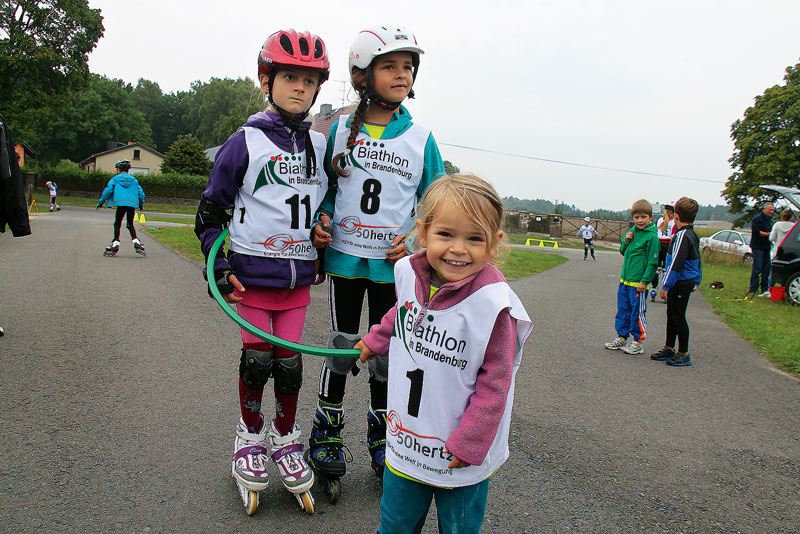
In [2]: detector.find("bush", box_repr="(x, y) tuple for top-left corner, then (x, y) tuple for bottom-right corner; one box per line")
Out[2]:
(35, 166), (209, 199)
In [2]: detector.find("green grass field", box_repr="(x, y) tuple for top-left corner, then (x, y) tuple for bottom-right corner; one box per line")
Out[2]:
(698, 251), (799, 375)
(31, 193), (198, 215)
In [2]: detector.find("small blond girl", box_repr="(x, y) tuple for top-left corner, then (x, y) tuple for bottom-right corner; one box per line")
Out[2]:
(356, 174), (533, 533)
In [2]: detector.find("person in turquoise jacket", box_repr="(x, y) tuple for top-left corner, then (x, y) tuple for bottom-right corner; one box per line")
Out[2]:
(305, 24), (445, 500)
(604, 199), (660, 355)
(96, 159), (146, 256)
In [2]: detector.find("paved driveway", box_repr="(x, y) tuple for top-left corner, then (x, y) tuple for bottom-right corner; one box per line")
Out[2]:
(0, 207), (797, 533)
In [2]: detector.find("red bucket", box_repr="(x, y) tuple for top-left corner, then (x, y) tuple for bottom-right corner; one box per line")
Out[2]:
(769, 286), (785, 301)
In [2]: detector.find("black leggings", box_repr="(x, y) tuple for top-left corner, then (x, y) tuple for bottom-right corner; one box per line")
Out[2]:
(113, 206), (138, 241)
(317, 275), (396, 407)
(666, 280), (694, 353)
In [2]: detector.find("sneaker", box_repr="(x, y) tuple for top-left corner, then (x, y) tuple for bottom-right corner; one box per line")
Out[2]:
(604, 336), (627, 350)
(621, 340), (643, 355)
(667, 352), (692, 366)
(757, 291), (770, 298)
(650, 346), (675, 361)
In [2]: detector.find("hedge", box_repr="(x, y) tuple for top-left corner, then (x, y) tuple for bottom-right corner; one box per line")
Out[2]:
(31, 166), (210, 199)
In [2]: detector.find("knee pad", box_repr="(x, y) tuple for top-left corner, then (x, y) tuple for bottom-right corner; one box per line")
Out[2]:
(273, 353), (303, 395)
(325, 331), (361, 375)
(367, 355), (389, 382)
(239, 348), (274, 390)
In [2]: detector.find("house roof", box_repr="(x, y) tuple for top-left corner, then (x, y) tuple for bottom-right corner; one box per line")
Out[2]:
(16, 140), (37, 157)
(311, 105), (356, 140)
(80, 142), (165, 166)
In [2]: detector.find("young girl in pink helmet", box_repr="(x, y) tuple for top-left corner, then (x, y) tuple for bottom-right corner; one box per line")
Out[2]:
(195, 29), (330, 515)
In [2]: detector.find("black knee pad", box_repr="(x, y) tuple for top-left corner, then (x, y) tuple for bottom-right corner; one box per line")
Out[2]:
(239, 349), (274, 389)
(273, 353), (303, 395)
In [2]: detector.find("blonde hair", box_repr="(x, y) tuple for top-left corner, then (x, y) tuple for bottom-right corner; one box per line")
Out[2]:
(631, 199), (653, 217)
(780, 208), (794, 222)
(409, 174), (506, 264)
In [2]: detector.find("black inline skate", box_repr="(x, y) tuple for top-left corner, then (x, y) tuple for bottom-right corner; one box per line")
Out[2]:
(103, 240), (120, 257)
(306, 401), (348, 503)
(367, 407), (387, 478)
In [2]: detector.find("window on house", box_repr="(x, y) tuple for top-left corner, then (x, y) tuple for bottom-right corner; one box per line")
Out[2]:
(133, 149), (141, 160)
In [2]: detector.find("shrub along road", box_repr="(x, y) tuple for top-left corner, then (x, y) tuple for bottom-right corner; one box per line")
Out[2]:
(1, 207), (797, 533)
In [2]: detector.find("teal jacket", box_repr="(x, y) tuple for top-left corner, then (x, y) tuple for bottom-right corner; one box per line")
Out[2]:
(319, 106), (445, 283)
(97, 173), (145, 209)
(619, 221), (660, 286)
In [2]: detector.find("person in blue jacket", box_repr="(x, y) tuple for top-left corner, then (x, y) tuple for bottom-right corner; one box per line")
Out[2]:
(306, 23), (445, 496)
(650, 197), (703, 367)
(96, 159), (146, 256)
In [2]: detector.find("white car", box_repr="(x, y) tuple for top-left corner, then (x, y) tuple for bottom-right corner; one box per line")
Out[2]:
(700, 230), (753, 263)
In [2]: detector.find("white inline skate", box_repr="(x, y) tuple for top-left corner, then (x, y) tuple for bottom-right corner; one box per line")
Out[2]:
(269, 420), (315, 514)
(231, 417), (270, 516)
(103, 240), (120, 257)
(132, 238), (146, 257)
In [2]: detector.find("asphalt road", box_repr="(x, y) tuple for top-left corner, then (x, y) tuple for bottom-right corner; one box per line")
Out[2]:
(1, 207), (797, 534)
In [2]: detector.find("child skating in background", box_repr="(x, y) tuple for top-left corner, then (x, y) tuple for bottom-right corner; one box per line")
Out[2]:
(651, 197), (702, 367)
(355, 174), (532, 534)
(96, 160), (145, 257)
(604, 199), (660, 355)
(45, 181), (59, 211)
(307, 23), (445, 498)
(577, 216), (600, 260)
(194, 29), (330, 515)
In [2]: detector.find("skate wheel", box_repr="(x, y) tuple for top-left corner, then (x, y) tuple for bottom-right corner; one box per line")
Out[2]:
(299, 491), (314, 514)
(245, 490), (258, 516)
(327, 479), (341, 504)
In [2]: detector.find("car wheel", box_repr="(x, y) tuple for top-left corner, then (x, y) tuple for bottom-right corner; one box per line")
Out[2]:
(785, 273), (800, 306)
(743, 253), (753, 264)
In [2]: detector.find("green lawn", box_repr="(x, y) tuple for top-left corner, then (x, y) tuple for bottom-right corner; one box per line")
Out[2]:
(31, 192), (198, 214)
(698, 252), (799, 375)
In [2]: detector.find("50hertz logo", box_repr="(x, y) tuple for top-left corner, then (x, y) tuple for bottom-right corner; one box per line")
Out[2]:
(337, 216), (399, 235)
(255, 234), (309, 252)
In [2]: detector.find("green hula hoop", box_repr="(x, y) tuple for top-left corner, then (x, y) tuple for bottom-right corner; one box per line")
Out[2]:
(207, 228), (360, 358)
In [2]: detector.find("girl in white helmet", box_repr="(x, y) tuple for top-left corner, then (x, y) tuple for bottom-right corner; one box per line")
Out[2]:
(577, 216), (600, 260)
(308, 23), (445, 501)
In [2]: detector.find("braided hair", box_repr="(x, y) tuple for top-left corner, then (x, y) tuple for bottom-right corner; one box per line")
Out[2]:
(331, 69), (369, 178)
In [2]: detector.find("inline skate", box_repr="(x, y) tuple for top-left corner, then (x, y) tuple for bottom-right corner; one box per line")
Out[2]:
(231, 416), (270, 516)
(367, 406), (387, 478)
(103, 240), (120, 257)
(268, 420), (314, 514)
(306, 401), (348, 503)
(132, 238), (146, 257)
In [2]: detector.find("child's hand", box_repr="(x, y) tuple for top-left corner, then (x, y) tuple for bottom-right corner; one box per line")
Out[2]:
(385, 234), (407, 262)
(443, 447), (470, 469)
(354, 340), (375, 362)
(219, 272), (244, 303)
(625, 231), (634, 242)
(660, 289), (668, 300)
(636, 282), (647, 293)
(312, 215), (332, 248)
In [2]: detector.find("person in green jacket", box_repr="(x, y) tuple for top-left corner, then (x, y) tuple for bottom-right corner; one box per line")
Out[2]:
(605, 199), (660, 355)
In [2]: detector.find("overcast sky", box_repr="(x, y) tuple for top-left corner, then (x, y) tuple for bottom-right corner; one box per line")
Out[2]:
(86, 0), (800, 211)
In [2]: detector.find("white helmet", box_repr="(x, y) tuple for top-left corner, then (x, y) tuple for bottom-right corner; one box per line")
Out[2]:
(584, 216), (591, 222)
(348, 24), (424, 74)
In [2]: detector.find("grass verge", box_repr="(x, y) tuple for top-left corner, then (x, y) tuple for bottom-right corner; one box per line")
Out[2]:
(31, 193), (198, 214)
(699, 251), (799, 375)
(145, 226), (568, 280)
(507, 233), (616, 251)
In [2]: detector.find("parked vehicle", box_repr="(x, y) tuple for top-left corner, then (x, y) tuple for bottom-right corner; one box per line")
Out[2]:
(700, 230), (753, 263)
(763, 185), (800, 305)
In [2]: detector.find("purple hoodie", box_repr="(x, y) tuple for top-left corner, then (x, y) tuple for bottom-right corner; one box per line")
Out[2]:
(361, 251), (523, 467)
(198, 111), (318, 288)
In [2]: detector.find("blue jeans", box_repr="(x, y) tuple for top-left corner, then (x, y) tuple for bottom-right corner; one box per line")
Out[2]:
(377, 467), (490, 534)
(749, 249), (771, 293)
